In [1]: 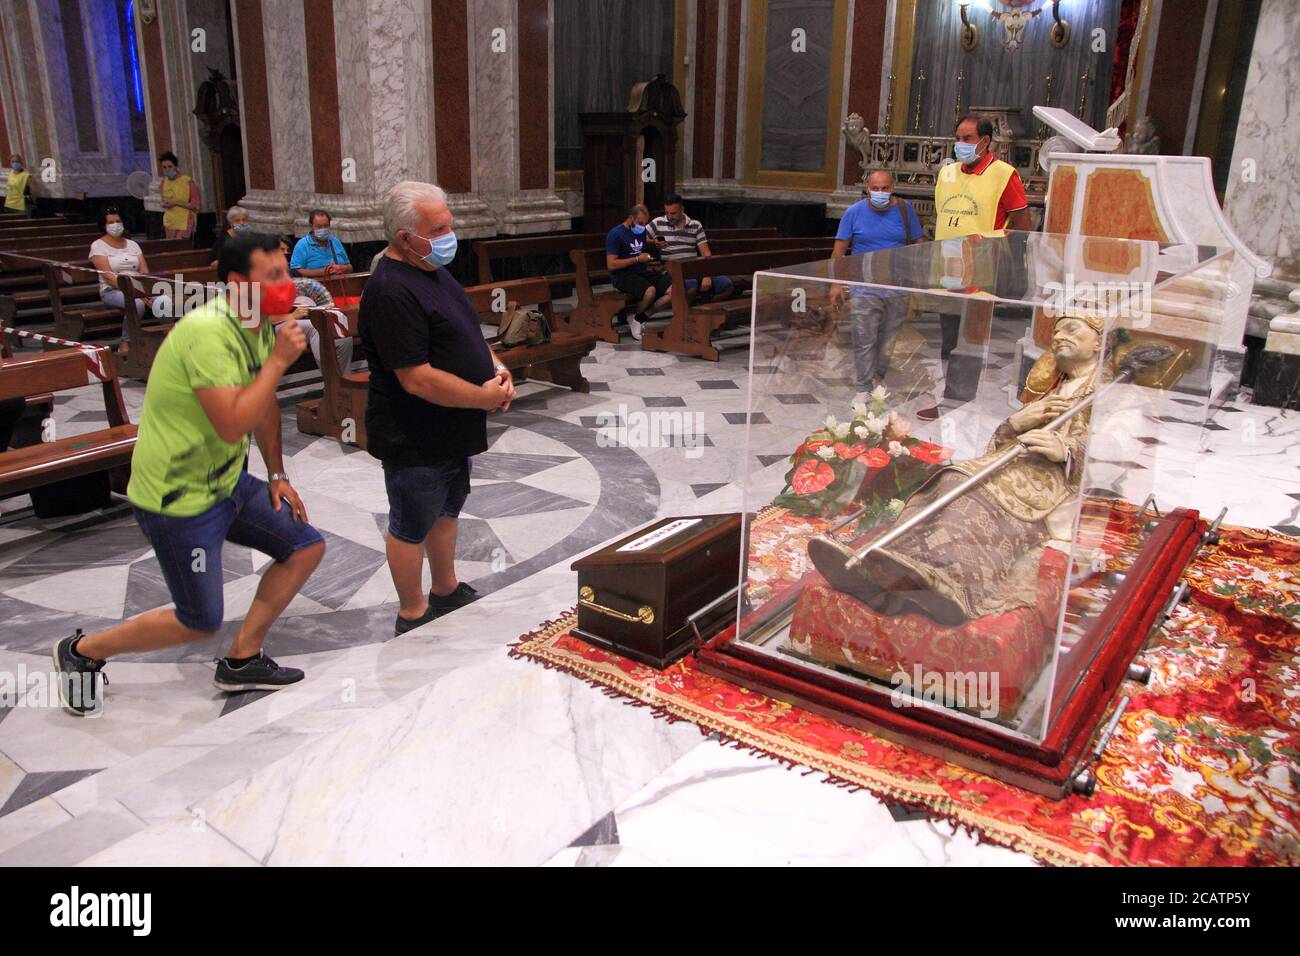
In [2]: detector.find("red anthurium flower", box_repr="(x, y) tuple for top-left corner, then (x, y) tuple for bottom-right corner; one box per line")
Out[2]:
(791, 459), (835, 494)
(909, 442), (953, 465)
(833, 442), (867, 460)
(863, 447), (891, 469)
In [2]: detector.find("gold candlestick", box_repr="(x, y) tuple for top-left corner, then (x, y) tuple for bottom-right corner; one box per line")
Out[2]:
(1038, 72), (1055, 139)
(885, 73), (895, 132)
(1077, 70), (1090, 119)
(912, 69), (925, 133)
(955, 70), (964, 129)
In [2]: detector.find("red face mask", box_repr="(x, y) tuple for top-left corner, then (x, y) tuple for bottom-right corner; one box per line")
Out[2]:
(257, 279), (297, 318)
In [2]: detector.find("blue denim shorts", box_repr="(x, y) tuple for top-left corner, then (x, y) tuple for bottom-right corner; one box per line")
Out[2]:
(383, 458), (472, 544)
(132, 471), (324, 632)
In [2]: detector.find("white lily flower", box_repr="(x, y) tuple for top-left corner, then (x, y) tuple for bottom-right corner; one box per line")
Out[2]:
(832, 422), (851, 439)
(816, 445), (836, 459)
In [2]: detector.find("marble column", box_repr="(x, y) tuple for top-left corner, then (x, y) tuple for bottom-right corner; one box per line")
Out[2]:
(225, 0), (567, 243)
(1224, 0), (1300, 272)
(0, 0), (152, 200)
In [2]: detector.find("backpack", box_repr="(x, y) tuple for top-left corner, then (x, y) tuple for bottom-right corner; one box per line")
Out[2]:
(494, 302), (552, 349)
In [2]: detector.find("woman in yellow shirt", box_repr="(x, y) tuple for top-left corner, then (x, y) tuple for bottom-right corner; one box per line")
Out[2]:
(5, 153), (32, 214)
(158, 151), (201, 239)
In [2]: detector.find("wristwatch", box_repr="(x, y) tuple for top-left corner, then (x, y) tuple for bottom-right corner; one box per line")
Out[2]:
(494, 364), (507, 375)
(268, 472), (290, 483)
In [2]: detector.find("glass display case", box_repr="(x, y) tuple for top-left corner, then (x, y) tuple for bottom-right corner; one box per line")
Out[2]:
(696, 230), (1233, 797)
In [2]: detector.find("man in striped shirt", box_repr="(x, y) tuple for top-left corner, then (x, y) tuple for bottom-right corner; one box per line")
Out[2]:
(646, 195), (735, 302)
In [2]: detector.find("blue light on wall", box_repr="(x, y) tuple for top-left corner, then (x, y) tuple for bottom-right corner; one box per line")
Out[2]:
(125, 0), (143, 112)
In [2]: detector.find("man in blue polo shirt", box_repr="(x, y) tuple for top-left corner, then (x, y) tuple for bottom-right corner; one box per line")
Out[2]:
(291, 209), (353, 278)
(832, 169), (924, 399)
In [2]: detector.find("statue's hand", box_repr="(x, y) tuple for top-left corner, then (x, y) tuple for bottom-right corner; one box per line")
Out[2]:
(1010, 396), (1072, 433)
(1018, 429), (1068, 462)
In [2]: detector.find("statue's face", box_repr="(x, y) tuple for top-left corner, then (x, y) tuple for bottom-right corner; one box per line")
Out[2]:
(846, 115), (863, 133)
(1051, 318), (1102, 363)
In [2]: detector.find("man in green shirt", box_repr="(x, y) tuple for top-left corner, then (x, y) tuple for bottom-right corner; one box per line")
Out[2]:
(53, 233), (326, 716)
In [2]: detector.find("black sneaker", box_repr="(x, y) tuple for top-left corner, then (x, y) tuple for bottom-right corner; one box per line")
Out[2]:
(213, 651), (304, 692)
(394, 603), (441, 636)
(52, 630), (107, 717)
(428, 582), (479, 615)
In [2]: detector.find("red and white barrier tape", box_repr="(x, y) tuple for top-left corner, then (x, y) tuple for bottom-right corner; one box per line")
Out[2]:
(1, 325), (110, 382)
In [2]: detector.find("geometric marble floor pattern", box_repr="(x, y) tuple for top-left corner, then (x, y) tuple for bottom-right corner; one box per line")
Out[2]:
(1, 319), (1298, 861)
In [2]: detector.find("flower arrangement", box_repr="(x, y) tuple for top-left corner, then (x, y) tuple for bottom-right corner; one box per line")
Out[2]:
(773, 387), (953, 529)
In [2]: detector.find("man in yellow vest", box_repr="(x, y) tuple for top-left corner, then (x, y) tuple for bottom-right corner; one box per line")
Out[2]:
(928, 115), (1032, 381)
(159, 150), (201, 239)
(4, 153), (32, 214)
(934, 115), (1030, 239)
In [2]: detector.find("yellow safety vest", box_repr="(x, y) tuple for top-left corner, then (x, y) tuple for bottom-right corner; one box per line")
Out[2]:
(934, 157), (1015, 239)
(161, 173), (194, 232)
(5, 169), (30, 212)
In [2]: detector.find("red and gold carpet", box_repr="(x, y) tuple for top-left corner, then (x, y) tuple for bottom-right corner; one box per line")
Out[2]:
(511, 515), (1300, 867)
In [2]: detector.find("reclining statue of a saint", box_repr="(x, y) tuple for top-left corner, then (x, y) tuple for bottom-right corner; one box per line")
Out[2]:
(809, 312), (1106, 626)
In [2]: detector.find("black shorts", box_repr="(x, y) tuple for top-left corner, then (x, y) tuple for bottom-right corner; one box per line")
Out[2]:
(611, 269), (671, 301)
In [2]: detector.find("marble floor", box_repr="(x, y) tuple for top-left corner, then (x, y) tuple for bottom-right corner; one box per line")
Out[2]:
(0, 314), (1296, 866)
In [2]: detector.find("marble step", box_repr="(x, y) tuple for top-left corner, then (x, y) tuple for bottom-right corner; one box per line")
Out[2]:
(0, 559), (705, 865)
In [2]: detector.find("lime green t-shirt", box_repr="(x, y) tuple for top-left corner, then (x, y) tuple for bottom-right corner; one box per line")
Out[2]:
(127, 296), (275, 516)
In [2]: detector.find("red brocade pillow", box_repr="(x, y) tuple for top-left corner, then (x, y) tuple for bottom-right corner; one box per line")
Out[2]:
(787, 547), (1069, 715)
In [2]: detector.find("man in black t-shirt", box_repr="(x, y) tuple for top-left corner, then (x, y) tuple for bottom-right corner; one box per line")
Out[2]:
(360, 180), (514, 636)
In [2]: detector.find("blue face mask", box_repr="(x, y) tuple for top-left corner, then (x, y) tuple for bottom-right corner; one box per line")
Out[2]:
(10, 163), (21, 172)
(868, 190), (892, 209)
(414, 230), (457, 267)
(313, 227), (331, 240)
(630, 223), (646, 235)
(954, 141), (979, 164)
(163, 168), (178, 179)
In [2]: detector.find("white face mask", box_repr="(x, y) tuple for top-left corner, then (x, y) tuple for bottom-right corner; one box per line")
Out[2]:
(106, 222), (125, 237)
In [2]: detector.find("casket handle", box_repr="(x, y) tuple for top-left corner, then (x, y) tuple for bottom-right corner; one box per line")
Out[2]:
(579, 586), (655, 625)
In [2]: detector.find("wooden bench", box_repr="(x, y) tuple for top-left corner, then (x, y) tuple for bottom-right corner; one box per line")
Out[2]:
(42, 252), (221, 343)
(0, 243), (206, 324)
(473, 227), (780, 306)
(0, 230), (104, 253)
(0, 221), (99, 241)
(643, 247), (836, 361)
(296, 304), (369, 446)
(462, 276), (596, 393)
(297, 274), (596, 449)
(567, 235), (835, 344)
(0, 301), (53, 447)
(0, 344), (136, 498)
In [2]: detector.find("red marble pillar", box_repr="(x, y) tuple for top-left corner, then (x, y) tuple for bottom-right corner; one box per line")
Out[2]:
(692, 0), (719, 180)
(1145, 0), (1211, 155)
(430, 0), (472, 194)
(842, 0), (887, 186)
(232, 0), (275, 191)
(137, 4), (173, 157)
(303, 0), (343, 195)
(516, 0), (550, 191)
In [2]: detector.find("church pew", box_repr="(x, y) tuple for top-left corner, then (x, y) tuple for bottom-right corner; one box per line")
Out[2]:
(643, 247), (835, 361)
(296, 304), (368, 446)
(462, 276), (596, 393)
(0, 229), (103, 253)
(42, 256), (220, 343)
(0, 244), (207, 324)
(566, 236), (835, 344)
(0, 300), (53, 447)
(472, 227), (779, 301)
(297, 274), (597, 449)
(0, 220), (98, 239)
(0, 344), (136, 498)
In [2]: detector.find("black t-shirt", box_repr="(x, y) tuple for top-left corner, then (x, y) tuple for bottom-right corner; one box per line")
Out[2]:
(359, 256), (495, 465)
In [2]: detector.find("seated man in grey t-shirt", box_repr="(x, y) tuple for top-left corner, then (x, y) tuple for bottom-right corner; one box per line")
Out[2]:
(646, 195), (736, 302)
